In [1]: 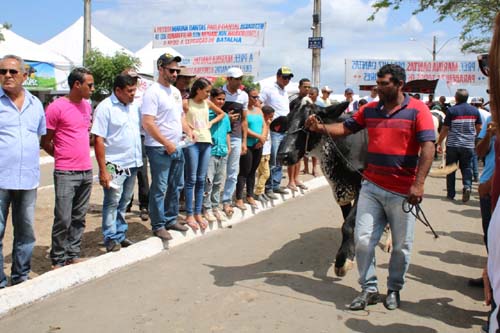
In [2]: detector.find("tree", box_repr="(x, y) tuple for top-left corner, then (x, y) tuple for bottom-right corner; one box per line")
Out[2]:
(0, 23), (12, 42)
(83, 49), (140, 101)
(369, 0), (500, 54)
(212, 75), (260, 91)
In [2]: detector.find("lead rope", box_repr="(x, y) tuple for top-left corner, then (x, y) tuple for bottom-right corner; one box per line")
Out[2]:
(315, 117), (439, 239)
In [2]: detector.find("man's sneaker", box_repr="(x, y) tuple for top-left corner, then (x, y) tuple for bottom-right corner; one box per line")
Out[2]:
(153, 228), (173, 241)
(255, 194), (268, 202)
(166, 222), (189, 232)
(384, 290), (400, 310)
(120, 238), (134, 248)
(349, 290), (380, 310)
(106, 241), (121, 253)
(462, 188), (471, 203)
(265, 191), (278, 200)
(273, 187), (289, 195)
(140, 208), (149, 221)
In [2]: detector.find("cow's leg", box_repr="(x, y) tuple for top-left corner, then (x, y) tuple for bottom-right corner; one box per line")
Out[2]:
(334, 200), (356, 277)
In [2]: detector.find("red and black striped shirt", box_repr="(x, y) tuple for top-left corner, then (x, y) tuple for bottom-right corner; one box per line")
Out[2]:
(344, 94), (435, 195)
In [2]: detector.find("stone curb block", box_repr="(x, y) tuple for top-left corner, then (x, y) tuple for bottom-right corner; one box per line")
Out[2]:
(0, 176), (328, 317)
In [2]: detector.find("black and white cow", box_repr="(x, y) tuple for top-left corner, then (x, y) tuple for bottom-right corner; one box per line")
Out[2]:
(277, 100), (368, 277)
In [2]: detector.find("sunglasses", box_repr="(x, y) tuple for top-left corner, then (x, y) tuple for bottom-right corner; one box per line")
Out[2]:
(250, 95), (260, 99)
(0, 69), (20, 75)
(281, 76), (292, 80)
(87, 83), (94, 88)
(164, 67), (181, 74)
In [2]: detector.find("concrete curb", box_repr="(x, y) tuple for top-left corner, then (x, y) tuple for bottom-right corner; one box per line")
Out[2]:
(0, 176), (328, 317)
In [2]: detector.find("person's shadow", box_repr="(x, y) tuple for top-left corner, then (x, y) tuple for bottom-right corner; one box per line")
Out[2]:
(207, 228), (486, 330)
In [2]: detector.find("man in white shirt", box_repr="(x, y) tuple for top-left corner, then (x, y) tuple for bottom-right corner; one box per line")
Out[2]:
(221, 67), (249, 216)
(260, 66), (294, 196)
(141, 54), (193, 241)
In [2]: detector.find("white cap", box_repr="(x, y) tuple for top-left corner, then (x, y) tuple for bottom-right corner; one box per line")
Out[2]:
(227, 67), (244, 78)
(321, 85), (333, 93)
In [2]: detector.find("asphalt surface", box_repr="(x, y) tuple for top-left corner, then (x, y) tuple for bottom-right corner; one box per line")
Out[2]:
(0, 175), (488, 333)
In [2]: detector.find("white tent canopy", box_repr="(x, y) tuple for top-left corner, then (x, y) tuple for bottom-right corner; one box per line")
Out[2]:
(0, 29), (70, 67)
(42, 16), (133, 66)
(0, 28), (72, 92)
(134, 41), (183, 76)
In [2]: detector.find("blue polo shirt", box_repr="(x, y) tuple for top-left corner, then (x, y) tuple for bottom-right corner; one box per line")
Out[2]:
(445, 102), (481, 148)
(478, 115), (496, 184)
(0, 88), (46, 189)
(209, 109), (231, 157)
(91, 93), (143, 169)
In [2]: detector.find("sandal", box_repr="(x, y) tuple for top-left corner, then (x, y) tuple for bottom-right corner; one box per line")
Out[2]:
(194, 214), (208, 230)
(223, 203), (234, 219)
(296, 183), (308, 190)
(235, 200), (247, 210)
(246, 197), (258, 209)
(185, 216), (199, 231)
(287, 184), (298, 192)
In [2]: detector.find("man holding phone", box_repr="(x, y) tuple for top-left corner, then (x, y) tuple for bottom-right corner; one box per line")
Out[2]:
(221, 67), (249, 217)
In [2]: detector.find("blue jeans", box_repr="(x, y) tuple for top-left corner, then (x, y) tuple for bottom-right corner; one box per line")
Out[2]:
(355, 180), (416, 292)
(184, 143), (211, 215)
(102, 167), (138, 246)
(146, 146), (184, 231)
(222, 137), (242, 204)
(266, 131), (285, 191)
(0, 189), (37, 287)
(51, 170), (93, 266)
(203, 155), (227, 210)
(446, 146), (474, 198)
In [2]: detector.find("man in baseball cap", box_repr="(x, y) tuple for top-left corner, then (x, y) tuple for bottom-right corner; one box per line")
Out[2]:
(157, 53), (182, 69)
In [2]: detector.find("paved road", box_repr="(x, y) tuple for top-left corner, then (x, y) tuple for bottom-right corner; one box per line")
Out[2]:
(0, 179), (488, 332)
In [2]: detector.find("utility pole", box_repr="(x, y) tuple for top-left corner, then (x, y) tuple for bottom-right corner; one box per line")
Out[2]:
(311, 0), (321, 87)
(83, 0), (91, 65)
(432, 35), (437, 61)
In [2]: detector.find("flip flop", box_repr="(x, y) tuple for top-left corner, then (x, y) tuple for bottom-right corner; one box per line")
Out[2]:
(185, 216), (199, 231)
(235, 200), (247, 210)
(296, 183), (308, 190)
(194, 214), (208, 230)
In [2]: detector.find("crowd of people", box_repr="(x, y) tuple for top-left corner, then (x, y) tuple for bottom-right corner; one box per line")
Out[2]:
(1, 50), (499, 331)
(0, 52), (350, 288)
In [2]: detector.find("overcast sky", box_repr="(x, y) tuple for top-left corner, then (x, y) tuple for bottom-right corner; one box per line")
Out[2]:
(3, 0), (487, 98)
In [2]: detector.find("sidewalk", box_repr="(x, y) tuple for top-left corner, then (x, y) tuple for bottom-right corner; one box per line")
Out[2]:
(0, 171), (325, 317)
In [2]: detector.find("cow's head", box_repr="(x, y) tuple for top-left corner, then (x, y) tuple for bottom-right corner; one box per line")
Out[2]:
(277, 100), (350, 165)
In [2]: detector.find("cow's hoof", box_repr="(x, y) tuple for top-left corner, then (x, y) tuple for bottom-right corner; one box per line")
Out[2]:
(334, 259), (353, 277)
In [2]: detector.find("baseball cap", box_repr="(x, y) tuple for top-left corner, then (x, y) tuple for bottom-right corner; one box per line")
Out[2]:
(179, 66), (196, 77)
(345, 88), (354, 94)
(227, 67), (244, 78)
(277, 66), (294, 78)
(322, 85), (333, 93)
(470, 97), (481, 104)
(157, 53), (182, 68)
(121, 68), (139, 80)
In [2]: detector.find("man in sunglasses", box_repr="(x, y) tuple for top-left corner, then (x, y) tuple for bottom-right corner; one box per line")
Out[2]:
(41, 67), (95, 269)
(260, 66), (294, 197)
(91, 74), (143, 252)
(0, 54), (46, 287)
(141, 54), (193, 242)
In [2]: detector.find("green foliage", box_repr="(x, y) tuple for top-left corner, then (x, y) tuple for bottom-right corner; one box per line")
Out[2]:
(368, 0), (500, 53)
(211, 75), (260, 91)
(83, 49), (140, 101)
(0, 22), (12, 42)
